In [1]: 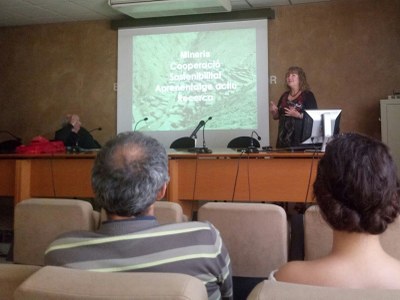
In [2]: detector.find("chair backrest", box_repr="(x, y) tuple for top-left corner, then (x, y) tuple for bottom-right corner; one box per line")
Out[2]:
(247, 280), (400, 300)
(380, 216), (400, 260)
(99, 201), (187, 224)
(0, 264), (41, 300)
(227, 136), (260, 149)
(304, 205), (400, 261)
(198, 202), (288, 277)
(14, 198), (100, 266)
(303, 205), (332, 260)
(14, 266), (208, 300)
(154, 201), (188, 224)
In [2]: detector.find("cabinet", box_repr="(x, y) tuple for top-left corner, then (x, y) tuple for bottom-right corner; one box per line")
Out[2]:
(380, 99), (400, 173)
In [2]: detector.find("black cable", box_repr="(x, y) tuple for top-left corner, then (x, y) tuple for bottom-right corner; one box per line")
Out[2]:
(190, 153), (200, 218)
(49, 153), (57, 197)
(231, 150), (245, 201)
(304, 150), (318, 205)
(246, 152), (251, 201)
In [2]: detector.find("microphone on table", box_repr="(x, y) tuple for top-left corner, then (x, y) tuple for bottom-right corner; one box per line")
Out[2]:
(189, 120), (205, 140)
(86, 127), (102, 150)
(0, 130), (22, 142)
(88, 127), (102, 133)
(0, 130), (22, 153)
(133, 117), (148, 132)
(252, 130), (262, 142)
(246, 130), (261, 153)
(191, 117), (213, 154)
(187, 118), (212, 153)
(201, 116), (213, 151)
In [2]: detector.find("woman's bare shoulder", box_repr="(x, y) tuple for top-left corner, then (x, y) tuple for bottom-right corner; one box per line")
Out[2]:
(274, 255), (400, 288)
(274, 259), (341, 285)
(274, 260), (314, 284)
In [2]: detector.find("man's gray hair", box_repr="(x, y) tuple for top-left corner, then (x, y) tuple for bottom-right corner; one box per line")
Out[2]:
(91, 132), (169, 216)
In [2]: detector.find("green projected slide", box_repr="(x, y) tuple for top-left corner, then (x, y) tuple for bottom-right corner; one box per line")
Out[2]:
(132, 28), (257, 131)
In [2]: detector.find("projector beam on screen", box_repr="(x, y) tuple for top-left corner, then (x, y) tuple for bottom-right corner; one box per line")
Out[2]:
(117, 19), (269, 149)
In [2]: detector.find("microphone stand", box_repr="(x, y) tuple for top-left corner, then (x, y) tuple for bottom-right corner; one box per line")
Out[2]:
(200, 116), (212, 153)
(193, 133), (198, 148)
(189, 120), (205, 148)
(246, 131), (260, 153)
(189, 117), (212, 154)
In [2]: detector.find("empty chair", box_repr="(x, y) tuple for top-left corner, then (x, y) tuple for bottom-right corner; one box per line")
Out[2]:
(170, 137), (195, 149)
(227, 136), (260, 149)
(14, 266), (208, 300)
(304, 205), (400, 261)
(198, 202), (287, 299)
(13, 198), (100, 266)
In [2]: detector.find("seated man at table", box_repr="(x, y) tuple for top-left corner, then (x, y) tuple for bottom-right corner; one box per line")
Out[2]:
(45, 131), (233, 300)
(54, 114), (100, 150)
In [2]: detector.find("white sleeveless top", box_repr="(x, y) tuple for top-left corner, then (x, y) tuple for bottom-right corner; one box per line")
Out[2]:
(269, 270), (278, 281)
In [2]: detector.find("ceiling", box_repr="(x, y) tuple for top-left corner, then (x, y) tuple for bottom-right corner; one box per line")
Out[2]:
(0, 0), (329, 28)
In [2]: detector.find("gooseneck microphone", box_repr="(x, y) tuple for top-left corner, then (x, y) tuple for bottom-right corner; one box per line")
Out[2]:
(202, 116), (213, 149)
(187, 117), (212, 153)
(133, 117), (148, 132)
(0, 130), (22, 142)
(247, 130), (261, 153)
(88, 127), (102, 133)
(251, 130), (262, 142)
(193, 116), (212, 153)
(0, 130), (22, 153)
(189, 120), (205, 139)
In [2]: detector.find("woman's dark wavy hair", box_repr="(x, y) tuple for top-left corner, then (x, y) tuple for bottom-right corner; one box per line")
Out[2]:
(91, 132), (169, 217)
(314, 133), (400, 234)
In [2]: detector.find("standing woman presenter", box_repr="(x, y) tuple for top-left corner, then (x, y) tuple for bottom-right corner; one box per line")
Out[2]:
(269, 66), (317, 148)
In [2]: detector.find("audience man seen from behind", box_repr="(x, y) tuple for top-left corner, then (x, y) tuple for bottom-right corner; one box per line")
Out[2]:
(269, 66), (318, 148)
(54, 114), (100, 150)
(45, 131), (233, 300)
(271, 132), (400, 288)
